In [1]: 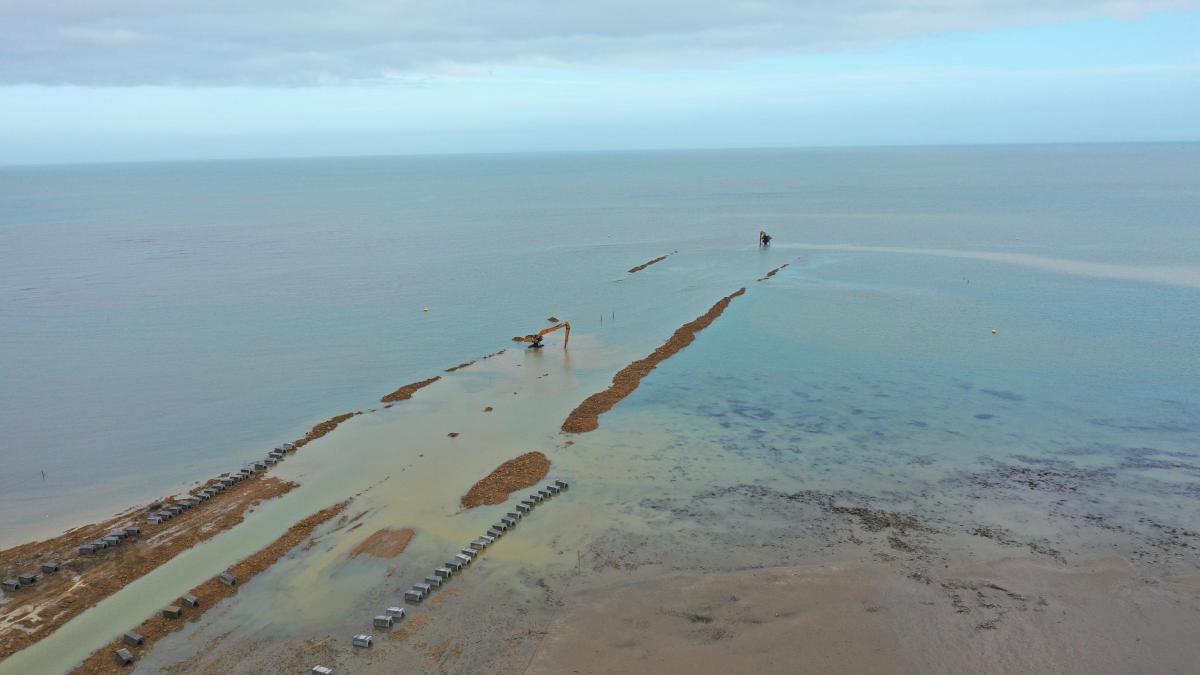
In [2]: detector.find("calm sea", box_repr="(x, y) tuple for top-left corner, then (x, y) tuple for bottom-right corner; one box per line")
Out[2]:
(1, 144), (1198, 546)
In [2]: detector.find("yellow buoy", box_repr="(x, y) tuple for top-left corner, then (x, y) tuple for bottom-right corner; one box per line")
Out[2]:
(423, 307), (430, 312)
(991, 328), (997, 334)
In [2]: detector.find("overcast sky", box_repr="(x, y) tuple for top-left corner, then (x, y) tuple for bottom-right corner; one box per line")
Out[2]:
(1, 1), (1198, 163)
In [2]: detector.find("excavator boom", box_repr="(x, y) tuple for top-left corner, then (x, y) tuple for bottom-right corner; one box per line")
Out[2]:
(513, 322), (570, 348)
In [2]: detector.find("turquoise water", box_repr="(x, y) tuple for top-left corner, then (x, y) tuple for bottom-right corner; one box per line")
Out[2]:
(1, 144), (1198, 546)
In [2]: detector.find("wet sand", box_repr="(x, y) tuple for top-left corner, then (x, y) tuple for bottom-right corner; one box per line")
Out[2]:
(347, 528), (415, 559)
(0, 475), (296, 660)
(562, 288), (746, 433)
(70, 500), (349, 674)
(381, 376), (442, 403)
(460, 451), (551, 508)
(527, 561), (1200, 675)
(628, 254), (671, 274)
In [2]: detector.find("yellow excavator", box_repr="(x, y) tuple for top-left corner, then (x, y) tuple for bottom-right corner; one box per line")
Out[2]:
(513, 322), (570, 349)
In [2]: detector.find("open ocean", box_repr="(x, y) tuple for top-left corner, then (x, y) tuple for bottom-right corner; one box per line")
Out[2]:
(1, 143), (1198, 548)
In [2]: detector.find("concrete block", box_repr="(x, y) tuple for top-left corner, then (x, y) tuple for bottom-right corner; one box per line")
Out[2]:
(352, 634), (373, 648)
(114, 648), (135, 666)
(374, 615), (393, 629)
(123, 631), (144, 646)
(162, 605), (182, 619)
(182, 594), (200, 608)
(219, 572), (237, 586)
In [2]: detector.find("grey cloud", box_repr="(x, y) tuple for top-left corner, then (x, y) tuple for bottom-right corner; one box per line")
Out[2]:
(0, 0), (1195, 85)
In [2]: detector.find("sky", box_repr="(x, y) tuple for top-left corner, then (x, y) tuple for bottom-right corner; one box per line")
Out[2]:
(0, 1), (1198, 164)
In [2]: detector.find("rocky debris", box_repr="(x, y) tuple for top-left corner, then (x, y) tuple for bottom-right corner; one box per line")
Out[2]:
(348, 528), (415, 559)
(446, 348), (508, 373)
(628, 254), (671, 274)
(563, 288), (746, 433)
(294, 412), (361, 449)
(830, 506), (924, 534)
(757, 262), (790, 282)
(939, 579), (1044, 631)
(959, 459), (1115, 493)
(381, 377), (441, 403)
(460, 452), (551, 509)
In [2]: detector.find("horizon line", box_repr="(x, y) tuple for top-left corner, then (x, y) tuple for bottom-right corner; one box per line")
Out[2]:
(1, 139), (1197, 170)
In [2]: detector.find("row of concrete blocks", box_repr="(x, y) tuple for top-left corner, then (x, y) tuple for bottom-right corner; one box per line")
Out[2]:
(75, 525), (143, 557)
(143, 442), (296, 528)
(113, 596), (201, 666)
(111, 572), (236, 666)
(145, 442), (299, 528)
(337, 478), (570, 664)
(412, 478), (568, 607)
(3, 528), (144, 592)
(8, 447), (299, 597)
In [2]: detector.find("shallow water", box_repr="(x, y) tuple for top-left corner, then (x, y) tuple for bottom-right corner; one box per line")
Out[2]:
(1, 145), (1199, 672)
(3, 144), (1199, 544)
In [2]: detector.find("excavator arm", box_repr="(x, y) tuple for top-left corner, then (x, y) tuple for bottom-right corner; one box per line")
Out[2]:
(513, 322), (570, 349)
